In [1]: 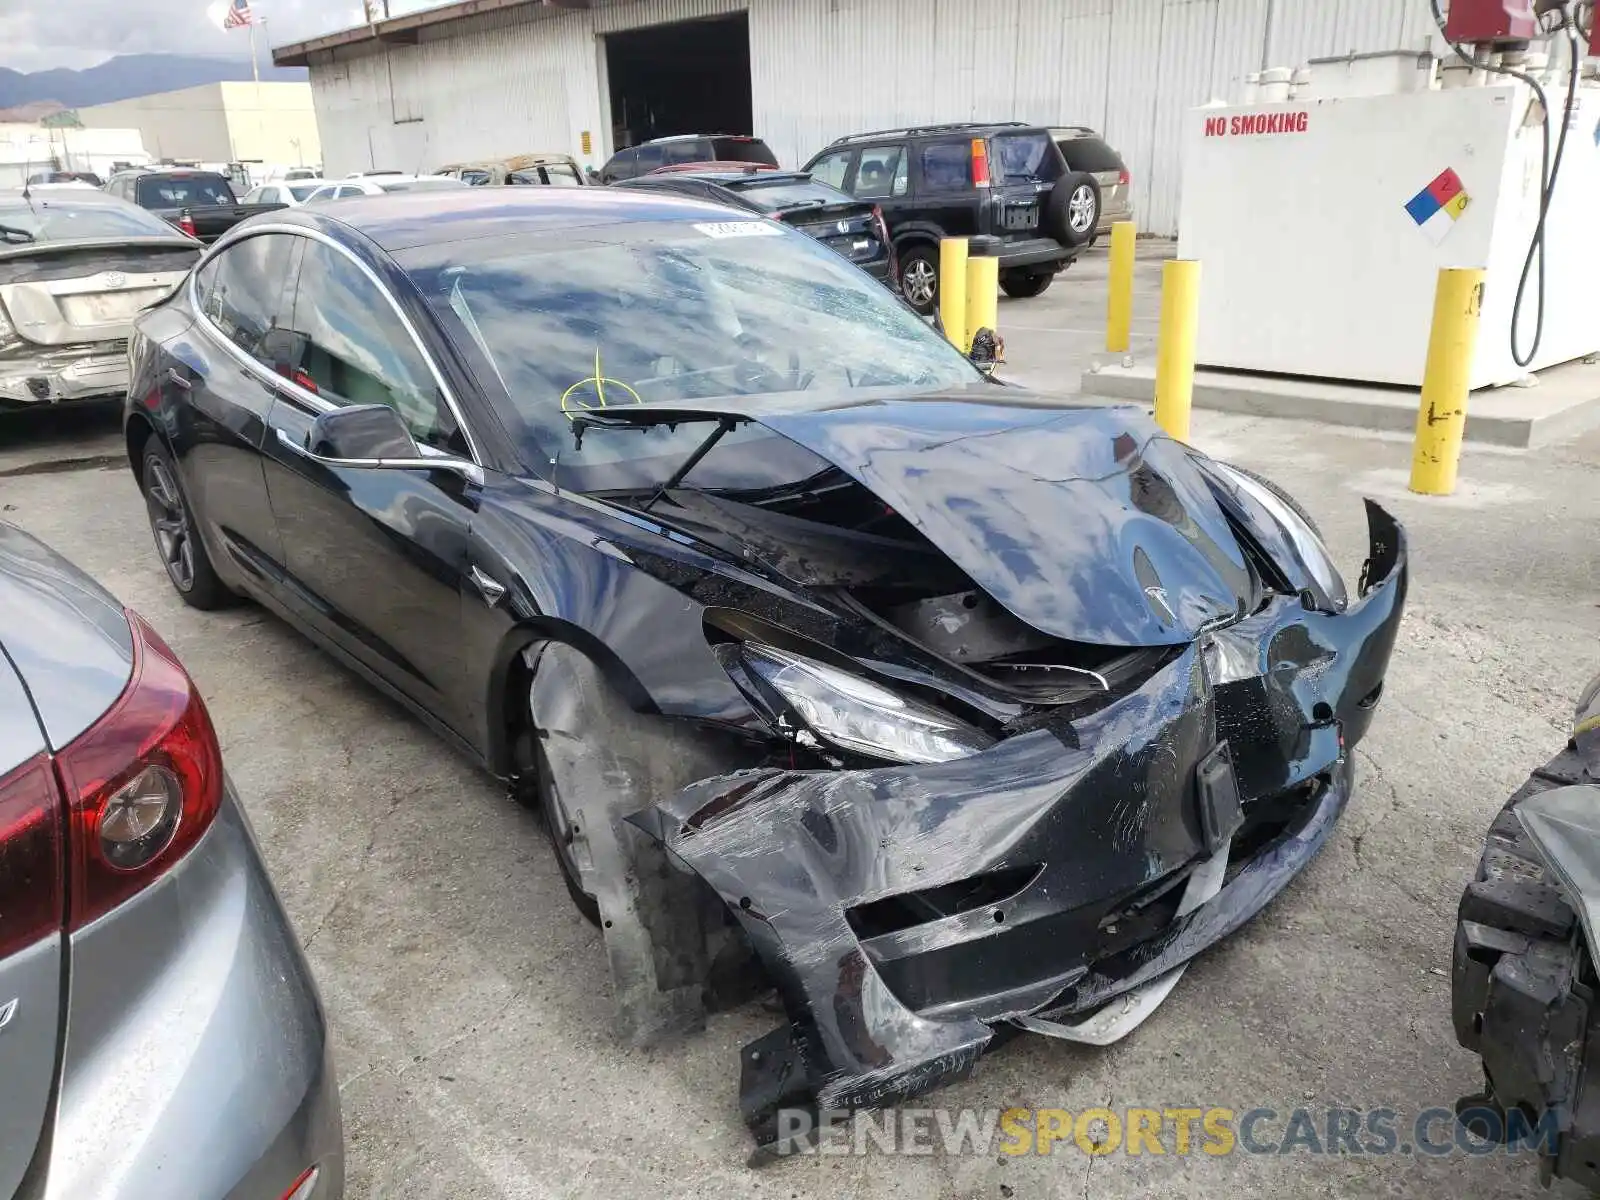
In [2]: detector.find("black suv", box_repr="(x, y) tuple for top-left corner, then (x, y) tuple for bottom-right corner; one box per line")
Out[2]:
(598, 134), (780, 184)
(802, 122), (1098, 313)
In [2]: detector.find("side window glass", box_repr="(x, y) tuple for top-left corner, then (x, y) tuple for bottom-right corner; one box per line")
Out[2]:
(605, 149), (635, 180)
(289, 241), (463, 455)
(853, 146), (905, 200)
(202, 234), (296, 367)
(661, 141), (700, 167)
(633, 145), (664, 176)
(920, 141), (972, 193)
(808, 150), (853, 190)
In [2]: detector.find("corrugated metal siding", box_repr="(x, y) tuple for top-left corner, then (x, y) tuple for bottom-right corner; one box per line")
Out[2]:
(306, 0), (1433, 233)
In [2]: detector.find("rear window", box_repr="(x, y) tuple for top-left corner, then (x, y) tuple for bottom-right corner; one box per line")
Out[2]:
(137, 174), (236, 207)
(727, 177), (852, 212)
(287, 183), (321, 201)
(0, 197), (189, 243)
(710, 138), (779, 167)
(1058, 135), (1126, 174)
(508, 165), (583, 187)
(990, 133), (1064, 183)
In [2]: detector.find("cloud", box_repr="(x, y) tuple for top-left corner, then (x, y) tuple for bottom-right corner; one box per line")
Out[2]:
(1, 0), (448, 73)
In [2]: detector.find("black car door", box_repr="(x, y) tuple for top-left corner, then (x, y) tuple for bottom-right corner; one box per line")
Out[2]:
(847, 143), (913, 229)
(258, 234), (480, 735)
(912, 138), (981, 239)
(157, 230), (298, 590)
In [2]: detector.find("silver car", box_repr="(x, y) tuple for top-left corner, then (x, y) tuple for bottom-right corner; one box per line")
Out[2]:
(0, 522), (343, 1199)
(0, 189), (199, 408)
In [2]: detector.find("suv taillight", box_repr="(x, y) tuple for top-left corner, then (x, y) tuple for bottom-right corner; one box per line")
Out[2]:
(970, 138), (992, 188)
(0, 756), (65, 959)
(1118, 169), (1131, 186)
(177, 209), (198, 238)
(54, 613), (223, 930)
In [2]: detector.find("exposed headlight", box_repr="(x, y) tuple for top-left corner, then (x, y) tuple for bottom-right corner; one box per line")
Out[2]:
(1212, 463), (1347, 611)
(730, 643), (994, 764)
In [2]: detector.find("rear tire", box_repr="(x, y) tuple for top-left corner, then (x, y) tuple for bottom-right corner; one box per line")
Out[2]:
(1000, 270), (1054, 299)
(898, 245), (938, 315)
(141, 440), (234, 610)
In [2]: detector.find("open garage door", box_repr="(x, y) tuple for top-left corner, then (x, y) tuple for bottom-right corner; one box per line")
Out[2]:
(604, 13), (753, 151)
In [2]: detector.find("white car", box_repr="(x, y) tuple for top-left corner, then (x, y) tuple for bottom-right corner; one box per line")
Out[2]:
(240, 180), (324, 208)
(304, 176), (468, 201)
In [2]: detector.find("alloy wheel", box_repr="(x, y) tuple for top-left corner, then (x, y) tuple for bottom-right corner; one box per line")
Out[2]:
(902, 258), (936, 308)
(144, 457), (195, 592)
(1069, 184), (1097, 235)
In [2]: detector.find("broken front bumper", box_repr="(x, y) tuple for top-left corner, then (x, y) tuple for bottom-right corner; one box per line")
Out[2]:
(638, 502), (1408, 1148)
(0, 343), (128, 407)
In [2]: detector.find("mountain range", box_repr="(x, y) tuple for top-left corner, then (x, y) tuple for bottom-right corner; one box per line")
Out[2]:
(0, 54), (309, 112)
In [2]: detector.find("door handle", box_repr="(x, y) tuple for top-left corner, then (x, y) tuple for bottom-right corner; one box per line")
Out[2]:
(165, 367), (193, 391)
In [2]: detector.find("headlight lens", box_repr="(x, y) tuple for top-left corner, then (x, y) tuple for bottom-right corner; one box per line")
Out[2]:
(1213, 463), (1346, 610)
(736, 643), (994, 764)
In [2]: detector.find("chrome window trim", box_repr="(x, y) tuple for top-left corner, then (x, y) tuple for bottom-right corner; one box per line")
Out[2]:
(187, 223), (484, 466)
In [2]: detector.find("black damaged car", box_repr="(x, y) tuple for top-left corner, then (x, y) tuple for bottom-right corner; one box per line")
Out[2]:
(121, 187), (1409, 1148)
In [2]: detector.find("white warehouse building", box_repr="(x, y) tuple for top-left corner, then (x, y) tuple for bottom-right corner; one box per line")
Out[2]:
(275, 0), (1444, 237)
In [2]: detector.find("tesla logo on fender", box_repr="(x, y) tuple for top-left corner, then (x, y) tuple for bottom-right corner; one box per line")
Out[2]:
(1145, 586), (1175, 622)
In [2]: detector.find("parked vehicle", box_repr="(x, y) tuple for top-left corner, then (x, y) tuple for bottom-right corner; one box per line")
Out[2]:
(437, 153), (587, 187)
(304, 176), (468, 201)
(280, 166), (322, 182)
(0, 521), (343, 1199)
(26, 170), (103, 187)
(598, 134), (779, 184)
(617, 168), (894, 284)
(124, 186), (1407, 1151)
(1452, 676), (1600, 1191)
(0, 188), (200, 409)
(803, 121), (1099, 313)
(1050, 126), (1133, 244)
(103, 169), (286, 244)
(242, 180), (325, 208)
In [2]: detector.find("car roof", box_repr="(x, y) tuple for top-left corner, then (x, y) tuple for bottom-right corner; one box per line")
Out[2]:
(825, 121), (1041, 147)
(273, 185), (761, 252)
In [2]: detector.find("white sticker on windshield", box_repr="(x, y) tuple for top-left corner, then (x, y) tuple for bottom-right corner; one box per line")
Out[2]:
(692, 221), (783, 239)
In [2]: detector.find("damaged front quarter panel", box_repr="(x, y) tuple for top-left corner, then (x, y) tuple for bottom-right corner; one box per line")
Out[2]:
(630, 500), (1408, 1151)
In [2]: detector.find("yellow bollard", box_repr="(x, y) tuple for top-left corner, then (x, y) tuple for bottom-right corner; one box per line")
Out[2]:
(965, 254), (999, 354)
(1409, 268), (1484, 496)
(1153, 259), (1201, 441)
(938, 238), (969, 351)
(1106, 220), (1137, 353)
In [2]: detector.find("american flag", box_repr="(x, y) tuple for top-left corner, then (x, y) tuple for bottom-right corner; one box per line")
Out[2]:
(222, 0), (254, 28)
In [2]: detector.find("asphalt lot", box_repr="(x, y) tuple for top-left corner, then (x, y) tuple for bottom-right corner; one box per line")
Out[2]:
(4, 241), (1598, 1199)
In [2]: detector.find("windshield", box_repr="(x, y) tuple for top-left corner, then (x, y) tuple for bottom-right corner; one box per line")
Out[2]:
(991, 132), (1063, 183)
(287, 183), (320, 201)
(403, 219), (982, 490)
(730, 177), (852, 212)
(0, 197), (188, 242)
(137, 175), (237, 207)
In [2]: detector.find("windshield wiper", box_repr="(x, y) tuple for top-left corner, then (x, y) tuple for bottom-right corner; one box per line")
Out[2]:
(569, 410), (746, 513)
(0, 223), (37, 244)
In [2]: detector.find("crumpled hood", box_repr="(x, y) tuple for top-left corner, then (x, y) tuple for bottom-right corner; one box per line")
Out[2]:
(760, 398), (1253, 646)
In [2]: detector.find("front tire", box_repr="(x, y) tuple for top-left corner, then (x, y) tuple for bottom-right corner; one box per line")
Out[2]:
(898, 245), (938, 315)
(141, 440), (233, 610)
(1000, 270), (1055, 299)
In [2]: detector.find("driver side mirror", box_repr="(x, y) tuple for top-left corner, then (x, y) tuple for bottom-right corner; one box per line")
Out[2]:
(308, 404), (419, 461)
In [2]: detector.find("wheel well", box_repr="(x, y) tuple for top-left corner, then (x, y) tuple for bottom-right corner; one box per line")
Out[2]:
(895, 236), (937, 259)
(125, 413), (156, 477)
(487, 623), (656, 781)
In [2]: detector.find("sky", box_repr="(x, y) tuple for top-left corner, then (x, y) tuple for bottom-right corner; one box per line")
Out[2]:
(2, 0), (453, 73)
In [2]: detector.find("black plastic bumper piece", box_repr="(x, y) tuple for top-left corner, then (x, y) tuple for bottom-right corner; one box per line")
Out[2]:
(1451, 745), (1600, 1192)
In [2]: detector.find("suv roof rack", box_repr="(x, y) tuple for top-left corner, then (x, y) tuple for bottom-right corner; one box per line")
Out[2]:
(826, 121), (1031, 147)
